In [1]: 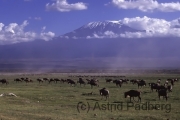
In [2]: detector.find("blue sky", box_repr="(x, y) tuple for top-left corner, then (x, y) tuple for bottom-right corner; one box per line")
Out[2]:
(0, 0), (180, 44)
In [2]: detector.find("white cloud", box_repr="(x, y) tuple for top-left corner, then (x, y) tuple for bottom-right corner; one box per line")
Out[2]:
(0, 21), (55, 45)
(120, 16), (180, 37)
(46, 0), (87, 12)
(85, 16), (180, 39)
(111, 0), (180, 12)
(40, 32), (55, 41)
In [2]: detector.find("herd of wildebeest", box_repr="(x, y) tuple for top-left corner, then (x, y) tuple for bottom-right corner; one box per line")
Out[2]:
(0, 75), (179, 102)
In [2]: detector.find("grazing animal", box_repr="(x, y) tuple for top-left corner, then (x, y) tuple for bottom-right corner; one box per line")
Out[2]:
(48, 78), (55, 84)
(87, 80), (99, 89)
(151, 83), (166, 92)
(24, 78), (33, 83)
(158, 89), (168, 101)
(121, 79), (128, 84)
(77, 78), (86, 86)
(99, 88), (109, 100)
(137, 81), (146, 88)
(61, 79), (66, 83)
(37, 78), (44, 83)
(131, 79), (139, 84)
(106, 79), (112, 83)
(14, 78), (22, 83)
(54, 78), (61, 83)
(114, 80), (123, 87)
(124, 90), (141, 102)
(0, 79), (9, 85)
(42, 78), (49, 82)
(67, 79), (76, 87)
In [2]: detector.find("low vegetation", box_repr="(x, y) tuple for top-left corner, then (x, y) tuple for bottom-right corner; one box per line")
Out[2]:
(0, 72), (179, 120)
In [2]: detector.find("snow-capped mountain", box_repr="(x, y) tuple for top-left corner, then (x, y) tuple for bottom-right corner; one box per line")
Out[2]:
(60, 21), (145, 39)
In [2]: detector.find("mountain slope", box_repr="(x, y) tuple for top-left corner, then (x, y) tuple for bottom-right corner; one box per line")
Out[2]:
(61, 21), (145, 38)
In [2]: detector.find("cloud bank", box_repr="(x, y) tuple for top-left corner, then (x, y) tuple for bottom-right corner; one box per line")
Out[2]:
(85, 16), (180, 39)
(111, 0), (180, 12)
(46, 0), (87, 12)
(0, 21), (55, 45)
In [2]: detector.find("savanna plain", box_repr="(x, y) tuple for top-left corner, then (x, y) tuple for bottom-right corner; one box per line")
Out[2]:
(0, 70), (179, 120)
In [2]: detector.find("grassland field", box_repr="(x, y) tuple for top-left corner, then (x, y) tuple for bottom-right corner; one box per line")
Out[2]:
(0, 72), (179, 120)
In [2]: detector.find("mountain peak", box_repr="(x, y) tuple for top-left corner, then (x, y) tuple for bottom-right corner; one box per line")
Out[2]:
(60, 20), (144, 39)
(83, 20), (122, 29)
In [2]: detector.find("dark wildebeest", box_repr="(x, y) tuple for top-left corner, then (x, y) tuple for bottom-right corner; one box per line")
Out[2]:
(42, 78), (49, 82)
(67, 79), (76, 87)
(0, 79), (9, 85)
(131, 79), (139, 84)
(158, 89), (168, 101)
(121, 79), (128, 84)
(14, 78), (22, 83)
(77, 78), (86, 86)
(106, 79), (112, 83)
(150, 83), (166, 92)
(99, 88), (109, 100)
(54, 78), (61, 83)
(124, 90), (141, 102)
(60, 79), (66, 83)
(24, 78), (33, 84)
(87, 80), (99, 89)
(37, 78), (44, 83)
(114, 80), (123, 87)
(48, 78), (55, 84)
(137, 80), (146, 88)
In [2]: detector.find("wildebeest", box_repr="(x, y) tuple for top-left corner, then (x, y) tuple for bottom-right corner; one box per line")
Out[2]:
(124, 90), (141, 102)
(150, 83), (166, 92)
(137, 80), (146, 88)
(99, 88), (109, 100)
(37, 78), (44, 83)
(87, 80), (99, 89)
(24, 78), (33, 83)
(106, 79), (112, 83)
(48, 78), (55, 84)
(130, 79), (139, 84)
(42, 78), (49, 82)
(113, 80), (123, 87)
(77, 78), (86, 86)
(67, 79), (76, 87)
(14, 78), (22, 83)
(60, 79), (66, 83)
(121, 79), (129, 84)
(54, 78), (61, 83)
(158, 89), (168, 101)
(0, 79), (9, 85)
